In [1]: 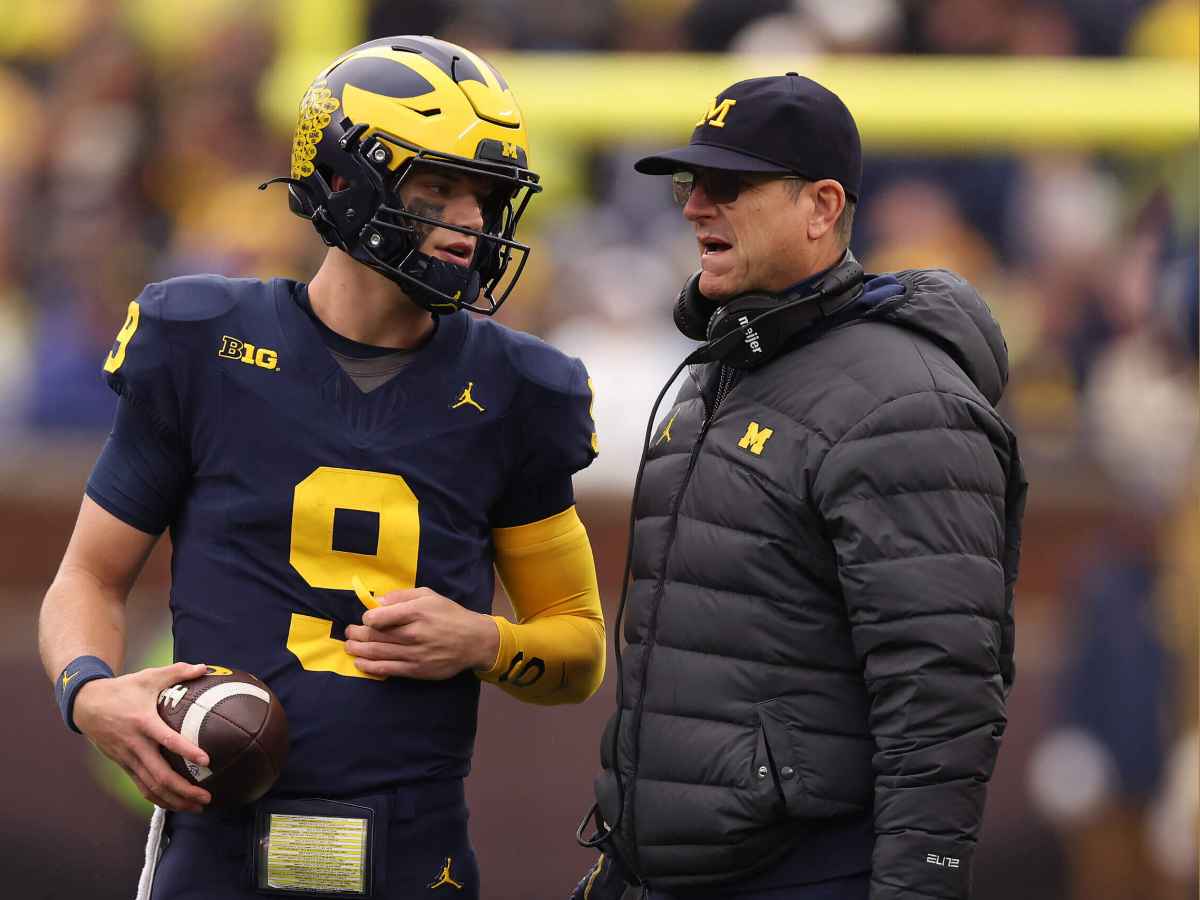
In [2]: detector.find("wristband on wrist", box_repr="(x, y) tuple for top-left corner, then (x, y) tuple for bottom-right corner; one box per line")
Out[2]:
(56, 655), (114, 733)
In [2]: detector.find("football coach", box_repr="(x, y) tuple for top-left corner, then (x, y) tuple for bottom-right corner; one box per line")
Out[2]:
(571, 73), (1028, 899)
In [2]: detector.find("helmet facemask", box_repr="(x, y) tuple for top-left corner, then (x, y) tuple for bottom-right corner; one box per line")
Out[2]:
(343, 129), (540, 315)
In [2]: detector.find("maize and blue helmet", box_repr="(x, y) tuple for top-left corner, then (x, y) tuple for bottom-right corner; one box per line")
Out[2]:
(265, 36), (541, 315)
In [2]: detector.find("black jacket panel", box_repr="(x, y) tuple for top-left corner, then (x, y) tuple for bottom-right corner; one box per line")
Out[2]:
(596, 269), (1027, 897)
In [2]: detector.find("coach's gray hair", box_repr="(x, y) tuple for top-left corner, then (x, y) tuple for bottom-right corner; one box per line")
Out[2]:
(785, 178), (856, 248)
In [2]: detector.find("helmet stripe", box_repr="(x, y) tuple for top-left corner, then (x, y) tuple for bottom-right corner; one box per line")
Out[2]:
(456, 46), (503, 92)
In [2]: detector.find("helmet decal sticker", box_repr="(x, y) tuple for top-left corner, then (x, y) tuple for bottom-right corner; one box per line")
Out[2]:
(291, 81), (340, 179)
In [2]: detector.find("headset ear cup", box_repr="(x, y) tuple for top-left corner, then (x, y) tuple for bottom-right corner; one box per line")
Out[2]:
(705, 295), (777, 370)
(674, 273), (719, 341)
(704, 303), (731, 344)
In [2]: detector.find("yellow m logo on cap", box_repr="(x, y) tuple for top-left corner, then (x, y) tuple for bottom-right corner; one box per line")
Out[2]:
(696, 97), (736, 128)
(501, 141), (519, 159)
(737, 421), (774, 455)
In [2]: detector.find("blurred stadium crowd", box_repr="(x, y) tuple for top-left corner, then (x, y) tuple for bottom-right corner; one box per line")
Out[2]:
(0, 1), (1195, 899)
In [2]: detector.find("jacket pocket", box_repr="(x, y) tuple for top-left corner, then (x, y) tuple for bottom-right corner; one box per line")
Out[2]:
(755, 697), (873, 818)
(751, 708), (787, 818)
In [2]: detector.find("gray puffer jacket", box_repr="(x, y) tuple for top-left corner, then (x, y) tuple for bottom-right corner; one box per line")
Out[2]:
(594, 268), (1027, 899)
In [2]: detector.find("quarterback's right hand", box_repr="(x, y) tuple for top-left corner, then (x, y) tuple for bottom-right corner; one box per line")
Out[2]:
(569, 854), (637, 900)
(72, 662), (212, 812)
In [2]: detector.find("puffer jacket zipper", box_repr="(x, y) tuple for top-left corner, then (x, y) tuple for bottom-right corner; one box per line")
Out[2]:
(623, 364), (738, 876)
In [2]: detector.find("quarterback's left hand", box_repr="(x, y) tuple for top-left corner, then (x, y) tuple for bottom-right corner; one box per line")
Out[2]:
(344, 588), (499, 680)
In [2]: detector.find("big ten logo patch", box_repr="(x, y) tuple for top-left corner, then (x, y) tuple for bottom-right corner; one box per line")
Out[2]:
(219, 336), (279, 371)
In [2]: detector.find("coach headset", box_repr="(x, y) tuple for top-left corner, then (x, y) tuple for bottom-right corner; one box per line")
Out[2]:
(675, 250), (864, 368)
(578, 252), (866, 855)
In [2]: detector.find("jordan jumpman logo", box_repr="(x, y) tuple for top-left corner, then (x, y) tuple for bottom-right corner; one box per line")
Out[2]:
(451, 382), (485, 413)
(428, 856), (464, 890)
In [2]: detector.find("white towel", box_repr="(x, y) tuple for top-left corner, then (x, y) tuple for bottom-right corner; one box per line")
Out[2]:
(134, 806), (167, 900)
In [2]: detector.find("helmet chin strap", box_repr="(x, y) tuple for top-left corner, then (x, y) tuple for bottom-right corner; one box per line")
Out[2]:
(398, 250), (482, 312)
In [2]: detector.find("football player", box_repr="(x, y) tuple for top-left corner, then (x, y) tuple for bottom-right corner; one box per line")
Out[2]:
(38, 36), (604, 900)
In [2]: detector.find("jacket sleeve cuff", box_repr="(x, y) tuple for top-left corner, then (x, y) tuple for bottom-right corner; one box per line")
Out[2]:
(870, 831), (974, 899)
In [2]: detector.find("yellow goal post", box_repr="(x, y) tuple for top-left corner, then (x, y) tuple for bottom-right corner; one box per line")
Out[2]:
(264, 53), (1198, 154)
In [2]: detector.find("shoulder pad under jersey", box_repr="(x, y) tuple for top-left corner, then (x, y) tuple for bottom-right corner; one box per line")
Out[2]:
(100, 275), (262, 439)
(480, 318), (599, 477)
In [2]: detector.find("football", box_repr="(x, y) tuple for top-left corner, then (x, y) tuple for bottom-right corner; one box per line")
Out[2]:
(156, 665), (289, 807)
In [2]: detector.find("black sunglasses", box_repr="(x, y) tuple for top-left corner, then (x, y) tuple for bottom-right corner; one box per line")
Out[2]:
(671, 170), (803, 206)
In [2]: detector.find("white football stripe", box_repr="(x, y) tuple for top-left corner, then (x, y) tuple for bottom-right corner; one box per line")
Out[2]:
(179, 682), (269, 782)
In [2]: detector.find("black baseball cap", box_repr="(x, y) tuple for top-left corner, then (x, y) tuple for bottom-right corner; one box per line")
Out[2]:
(634, 73), (862, 201)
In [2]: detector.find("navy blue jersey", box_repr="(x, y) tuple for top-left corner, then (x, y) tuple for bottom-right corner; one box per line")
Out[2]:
(88, 275), (596, 797)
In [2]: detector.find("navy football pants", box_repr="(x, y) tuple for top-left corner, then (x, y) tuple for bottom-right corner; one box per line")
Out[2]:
(646, 872), (870, 899)
(149, 783), (478, 900)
